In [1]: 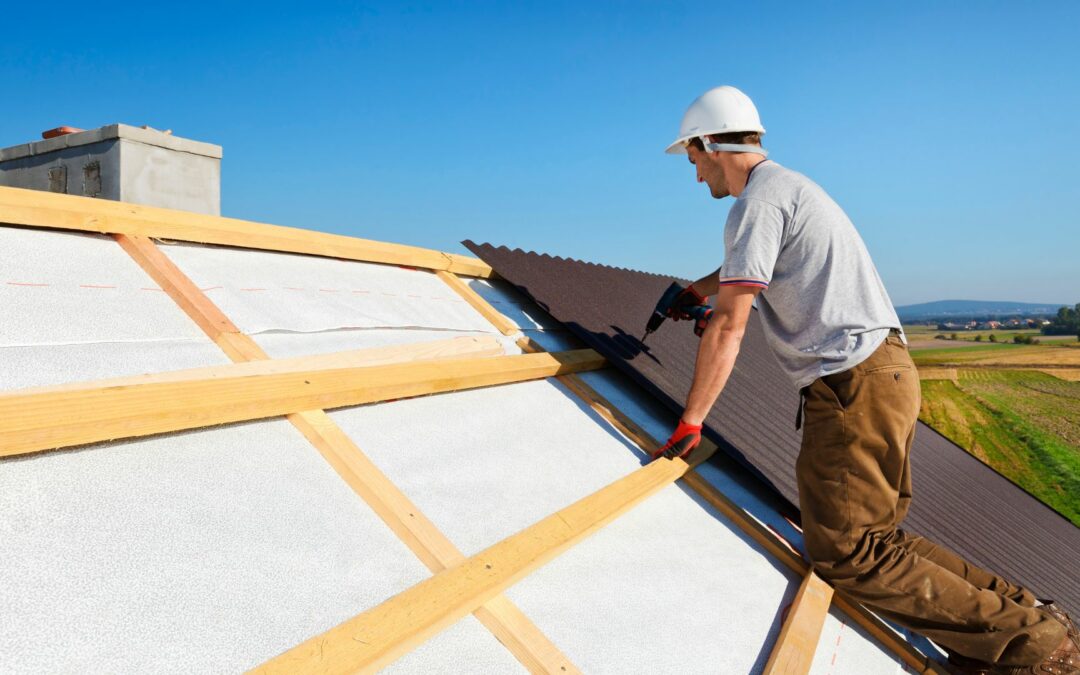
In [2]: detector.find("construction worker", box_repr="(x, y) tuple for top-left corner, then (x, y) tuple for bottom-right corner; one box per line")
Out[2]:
(655, 85), (1078, 674)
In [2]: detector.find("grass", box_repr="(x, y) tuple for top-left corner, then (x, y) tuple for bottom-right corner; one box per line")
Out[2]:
(918, 369), (1080, 525)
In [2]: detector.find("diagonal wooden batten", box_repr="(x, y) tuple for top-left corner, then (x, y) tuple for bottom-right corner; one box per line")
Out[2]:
(251, 444), (718, 675)
(284, 407), (580, 674)
(0, 185), (492, 277)
(435, 270), (520, 336)
(116, 233), (258, 360)
(111, 235), (580, 672)
(0, 349), (605, 458)
(763, 571), (834, 675)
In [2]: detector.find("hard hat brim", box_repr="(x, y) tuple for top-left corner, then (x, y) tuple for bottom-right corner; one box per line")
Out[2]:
(665, 137), (690, 155)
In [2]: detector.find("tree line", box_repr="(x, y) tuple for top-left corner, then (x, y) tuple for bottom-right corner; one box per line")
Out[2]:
(1041, 303), (1080, 338)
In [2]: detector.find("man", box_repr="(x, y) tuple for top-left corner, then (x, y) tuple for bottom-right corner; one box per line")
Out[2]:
(654, 85), (1078, 674)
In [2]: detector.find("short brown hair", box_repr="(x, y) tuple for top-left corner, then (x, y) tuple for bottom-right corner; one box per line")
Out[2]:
(686, 131), (762, 151)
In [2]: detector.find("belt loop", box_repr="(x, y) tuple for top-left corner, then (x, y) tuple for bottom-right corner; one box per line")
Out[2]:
(795, 386), (808, 430)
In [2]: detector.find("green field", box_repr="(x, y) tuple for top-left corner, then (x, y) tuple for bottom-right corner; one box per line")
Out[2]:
(917, 369), (1080, 525)
(902, 324), (1080, 524)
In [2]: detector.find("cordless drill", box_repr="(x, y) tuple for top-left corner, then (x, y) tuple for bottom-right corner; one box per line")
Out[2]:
(641, 281), (713, 343)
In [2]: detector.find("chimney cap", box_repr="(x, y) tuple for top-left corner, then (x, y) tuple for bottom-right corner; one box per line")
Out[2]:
(1, 124), (222, 162)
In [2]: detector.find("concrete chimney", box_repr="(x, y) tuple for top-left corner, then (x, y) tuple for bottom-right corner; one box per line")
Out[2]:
(0, 124), (222, 215)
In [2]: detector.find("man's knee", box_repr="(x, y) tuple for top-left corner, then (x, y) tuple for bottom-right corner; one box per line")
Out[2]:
(807, 527), (896, 588)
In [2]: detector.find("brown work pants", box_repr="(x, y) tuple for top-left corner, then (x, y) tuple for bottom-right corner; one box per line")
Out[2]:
(796, 333), (1067, 665)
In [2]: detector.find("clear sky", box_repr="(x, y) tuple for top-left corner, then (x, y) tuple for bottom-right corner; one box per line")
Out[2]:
(2, 1), (1077, 306)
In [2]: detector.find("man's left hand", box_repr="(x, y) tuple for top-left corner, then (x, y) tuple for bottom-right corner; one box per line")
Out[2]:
(652, 419), (703, 460)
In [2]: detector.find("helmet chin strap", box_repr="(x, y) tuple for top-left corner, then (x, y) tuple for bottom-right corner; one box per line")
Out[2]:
(702, 140), (769, 157)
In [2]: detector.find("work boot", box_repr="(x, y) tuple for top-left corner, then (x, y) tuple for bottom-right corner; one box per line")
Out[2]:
(994, 633), (1080, 674)
(947, 630), (1080, 675)
(1043, 602), (1080, 642)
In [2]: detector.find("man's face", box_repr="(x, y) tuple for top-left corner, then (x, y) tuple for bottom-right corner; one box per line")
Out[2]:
(686, 144), (730, 199)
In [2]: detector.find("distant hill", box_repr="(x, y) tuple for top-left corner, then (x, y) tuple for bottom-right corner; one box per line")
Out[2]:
(896, 299), (1068, 322)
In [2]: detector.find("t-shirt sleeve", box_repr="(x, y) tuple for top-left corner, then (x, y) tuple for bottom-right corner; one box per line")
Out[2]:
(718, 197), (784, 290)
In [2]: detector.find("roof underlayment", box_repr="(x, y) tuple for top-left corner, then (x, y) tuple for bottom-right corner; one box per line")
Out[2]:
(0, 189), (951, 673)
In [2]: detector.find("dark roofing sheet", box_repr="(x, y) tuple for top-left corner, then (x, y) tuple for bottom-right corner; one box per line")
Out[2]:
(465, 241), (1080, 609)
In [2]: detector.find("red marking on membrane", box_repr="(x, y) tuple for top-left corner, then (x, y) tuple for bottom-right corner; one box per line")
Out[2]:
(6, 281), (50, 287)
(318, 288), (340, 293)
(140, 287), (166, 292)
(826, 621), (846, 674)
(200, 286), (223, 291)
(240, 288), (267, 292)
(285, 287), (306, 291)
(79, 284), (117, 289)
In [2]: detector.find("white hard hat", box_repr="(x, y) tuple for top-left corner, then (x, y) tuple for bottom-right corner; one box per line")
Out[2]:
(665, 85), (766, 155)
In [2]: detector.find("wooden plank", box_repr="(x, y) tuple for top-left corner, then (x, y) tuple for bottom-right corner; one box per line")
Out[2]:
(0, 185), (493, 277)
(0, 349), (606, 457)
(251, 443), (718, 674)
(436, 270), (520, 336)
(15, 335), (504, 395)
(763, 571), (834, 675)
(115, 237), (577, 673)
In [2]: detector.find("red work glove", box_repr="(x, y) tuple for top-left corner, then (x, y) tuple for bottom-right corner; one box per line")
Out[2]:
(668, 285), (709, 321)
(652, 419), (703, 460)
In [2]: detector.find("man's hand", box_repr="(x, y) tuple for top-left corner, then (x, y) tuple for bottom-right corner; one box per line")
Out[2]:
(669, 285), (709, 321)
(652, 419), (703, 460)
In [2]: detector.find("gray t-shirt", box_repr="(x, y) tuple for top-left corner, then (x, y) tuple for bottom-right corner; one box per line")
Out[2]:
(719, 160), (904, 390)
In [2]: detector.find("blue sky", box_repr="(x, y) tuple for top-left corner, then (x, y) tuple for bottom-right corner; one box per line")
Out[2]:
(2, 1), (1077, 306)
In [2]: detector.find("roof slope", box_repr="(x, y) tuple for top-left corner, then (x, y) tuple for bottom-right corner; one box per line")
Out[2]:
(465, 241), (1080, 610)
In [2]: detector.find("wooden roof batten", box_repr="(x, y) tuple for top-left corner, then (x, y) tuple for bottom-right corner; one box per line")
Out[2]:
(0, 348), (605, 458)
(0, 185), (493, 277)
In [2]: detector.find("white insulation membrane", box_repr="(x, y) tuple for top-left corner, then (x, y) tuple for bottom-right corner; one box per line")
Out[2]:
(0, 420), (434, 674)
(160, 243), (500, 335)
(0, 226), (227, 388)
